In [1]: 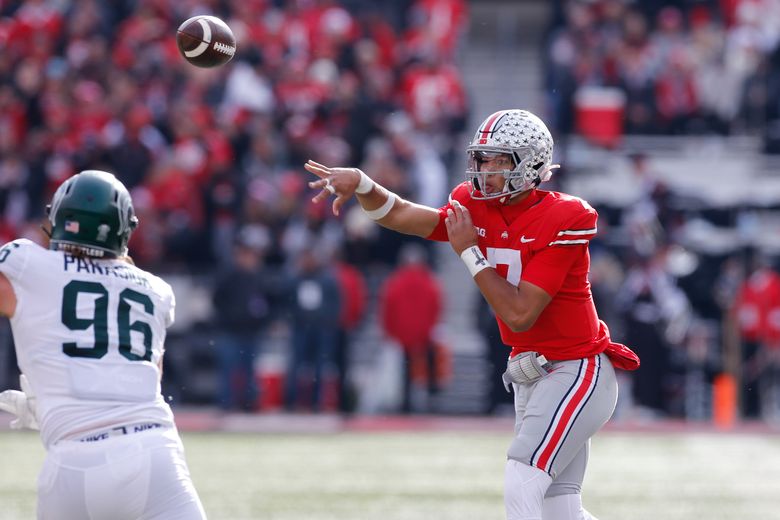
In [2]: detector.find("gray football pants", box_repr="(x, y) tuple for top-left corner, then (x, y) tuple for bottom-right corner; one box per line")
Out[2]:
(508, 352), (617, 496)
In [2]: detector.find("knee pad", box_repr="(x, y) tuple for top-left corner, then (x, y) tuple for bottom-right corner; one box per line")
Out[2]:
(505, 459), (552, 520)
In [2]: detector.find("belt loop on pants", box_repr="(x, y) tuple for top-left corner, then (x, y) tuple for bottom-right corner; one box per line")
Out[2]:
(79, 422), (163, 443)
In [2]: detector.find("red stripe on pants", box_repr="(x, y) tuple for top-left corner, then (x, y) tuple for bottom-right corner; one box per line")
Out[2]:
(535, 357), (597, 472)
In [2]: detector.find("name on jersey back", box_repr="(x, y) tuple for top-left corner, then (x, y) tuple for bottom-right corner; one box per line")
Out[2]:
(63, 254), (152, 289)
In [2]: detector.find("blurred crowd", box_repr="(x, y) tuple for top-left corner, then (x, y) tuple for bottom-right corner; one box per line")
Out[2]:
(544, 0), (780, 142)
(2, 0), (780, 424)
(560, 146), (780, 425)
(0, 0), (468, 272)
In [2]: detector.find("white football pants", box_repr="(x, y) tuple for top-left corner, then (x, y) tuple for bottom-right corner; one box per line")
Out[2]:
(505, 460), (599, 520)
(37, 426), (205, 520)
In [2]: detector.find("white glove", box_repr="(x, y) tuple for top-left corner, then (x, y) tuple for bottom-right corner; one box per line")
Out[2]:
(0, 375), (39, 430)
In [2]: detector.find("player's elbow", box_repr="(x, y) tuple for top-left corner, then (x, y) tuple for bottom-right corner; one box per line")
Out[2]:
(503, 283), (550, 332)
(504, 311), (538, 333)
(505, 319), (532, 333)
(380, 199), (439, 238)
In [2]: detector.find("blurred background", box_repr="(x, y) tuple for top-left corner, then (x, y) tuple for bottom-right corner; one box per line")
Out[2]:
(1, 0), (780, 428)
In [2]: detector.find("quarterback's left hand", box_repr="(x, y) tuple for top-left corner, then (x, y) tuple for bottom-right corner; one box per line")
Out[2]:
(305, 160), (361, 216)
(445, 200), (478, 255)
(0, 375), (39, 430)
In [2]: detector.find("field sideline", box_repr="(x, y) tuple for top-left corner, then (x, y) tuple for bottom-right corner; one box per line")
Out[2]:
(0, 420), (779, 520)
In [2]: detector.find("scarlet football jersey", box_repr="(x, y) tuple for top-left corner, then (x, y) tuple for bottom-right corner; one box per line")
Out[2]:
(428, 182), (615, 361)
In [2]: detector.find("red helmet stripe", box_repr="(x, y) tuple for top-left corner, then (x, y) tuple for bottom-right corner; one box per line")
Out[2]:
(478, 110), (509, 144)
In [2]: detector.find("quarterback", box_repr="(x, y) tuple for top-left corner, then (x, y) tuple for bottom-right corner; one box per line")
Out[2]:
(306, 109), (640, 520)
(0, 171), (206, 519)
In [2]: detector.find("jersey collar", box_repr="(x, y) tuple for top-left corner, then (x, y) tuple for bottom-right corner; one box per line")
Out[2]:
(498, 189), (545, 221)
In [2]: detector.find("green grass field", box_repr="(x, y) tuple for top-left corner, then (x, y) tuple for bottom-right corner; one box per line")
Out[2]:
(1, 429), (778, 519)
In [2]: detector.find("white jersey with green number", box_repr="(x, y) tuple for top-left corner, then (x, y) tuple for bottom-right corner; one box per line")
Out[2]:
(0, 239), (176, 448)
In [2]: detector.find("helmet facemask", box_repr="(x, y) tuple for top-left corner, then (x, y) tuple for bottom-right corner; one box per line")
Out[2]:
(465, 110), (559, 204)
(467, 148), (550, 203)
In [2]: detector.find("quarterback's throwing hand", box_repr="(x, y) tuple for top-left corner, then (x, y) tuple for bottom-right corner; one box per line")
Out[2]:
(305, 160), (361, 216)
(445, 200), (478, 255)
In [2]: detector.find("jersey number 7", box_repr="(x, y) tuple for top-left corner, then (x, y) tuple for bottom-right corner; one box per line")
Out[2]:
(486, 247), (523, 285)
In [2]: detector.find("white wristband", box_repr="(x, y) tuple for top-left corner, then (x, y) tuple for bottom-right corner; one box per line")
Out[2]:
(363, 194), (396, 220)
(460, 246), (490, 277)
(355, 170), (375, 195)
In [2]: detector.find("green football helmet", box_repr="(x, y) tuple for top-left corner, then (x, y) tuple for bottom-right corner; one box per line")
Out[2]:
(47, 170), (139, 258)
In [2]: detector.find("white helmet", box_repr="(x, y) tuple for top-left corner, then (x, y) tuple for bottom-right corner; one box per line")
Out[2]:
(466, 109), (558, 202)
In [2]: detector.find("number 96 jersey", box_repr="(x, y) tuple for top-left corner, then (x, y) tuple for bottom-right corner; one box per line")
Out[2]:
(0, 239), (176, 448)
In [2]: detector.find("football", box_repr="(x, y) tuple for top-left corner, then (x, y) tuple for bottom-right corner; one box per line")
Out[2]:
(176, 15), (236, 68)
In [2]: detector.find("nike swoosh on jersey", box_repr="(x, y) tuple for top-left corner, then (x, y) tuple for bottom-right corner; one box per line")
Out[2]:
(520, 236), (535, 243)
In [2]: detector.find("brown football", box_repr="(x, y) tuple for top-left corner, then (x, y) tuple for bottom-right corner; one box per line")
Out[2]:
(176, 15), (236, 68)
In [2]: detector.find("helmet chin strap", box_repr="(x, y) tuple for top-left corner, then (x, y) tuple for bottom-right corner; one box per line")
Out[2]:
(40, 223), (52, 239)
(499, 163), (560, 203)
(499, 189), (513, 205)
(499, 177), (532, 205)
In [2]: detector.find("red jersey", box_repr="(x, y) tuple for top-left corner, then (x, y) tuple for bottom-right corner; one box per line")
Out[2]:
(428, 183), (613, 361)
(733, 269), (780, 344)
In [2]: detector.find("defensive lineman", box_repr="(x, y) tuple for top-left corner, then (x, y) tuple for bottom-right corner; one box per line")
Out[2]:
(306, 109), (640, 520)
(0, 171), (206, 519)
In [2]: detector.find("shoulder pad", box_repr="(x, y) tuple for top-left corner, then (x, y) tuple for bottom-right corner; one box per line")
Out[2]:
(545, 194), (598, 247)
(0, 239), (39, 281)
(448, 181), (473, 206)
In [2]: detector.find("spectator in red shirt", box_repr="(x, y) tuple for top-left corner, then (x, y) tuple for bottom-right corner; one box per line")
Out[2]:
(334, 255), (368, 414)
(733, 252), (780, 419)
(655, 49), (698, 133)
(379, 242), (442, 413)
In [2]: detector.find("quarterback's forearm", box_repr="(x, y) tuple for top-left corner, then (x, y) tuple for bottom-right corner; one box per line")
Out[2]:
(473, 273), (551, 333)
(357, 184), (440, 238)
(305, 161), (441, 236)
